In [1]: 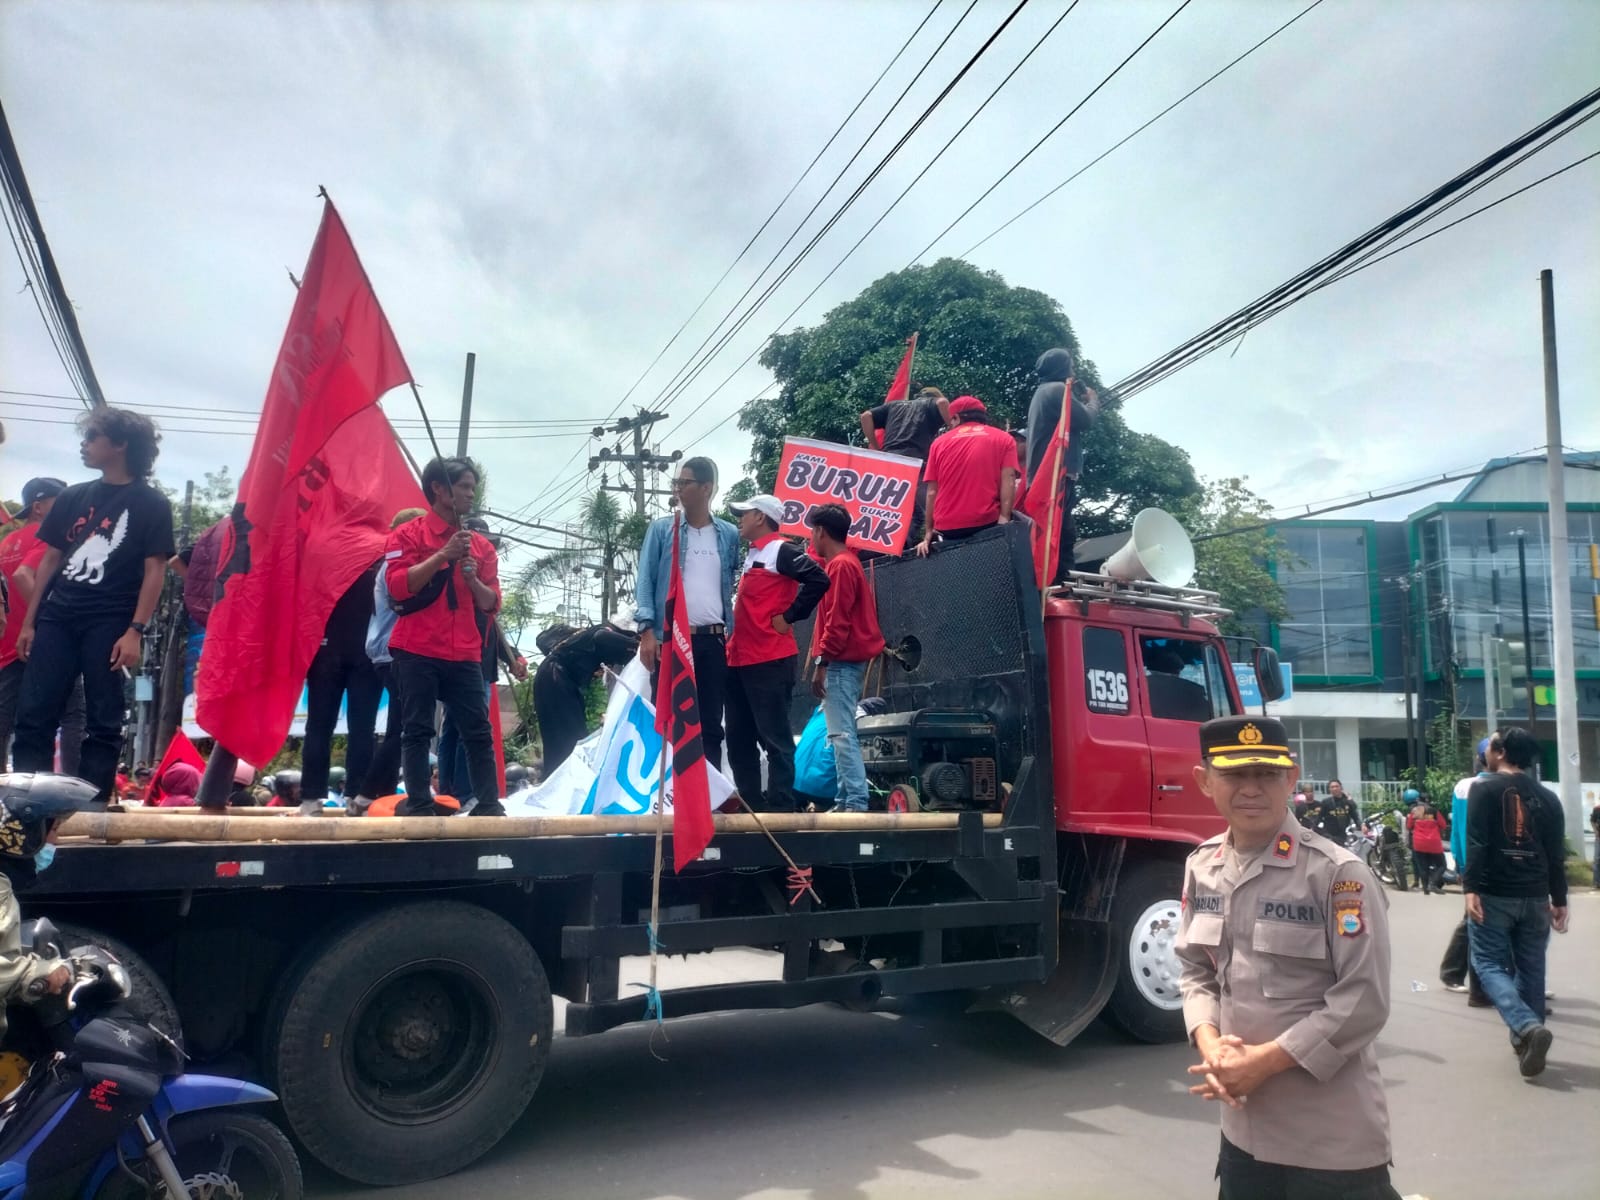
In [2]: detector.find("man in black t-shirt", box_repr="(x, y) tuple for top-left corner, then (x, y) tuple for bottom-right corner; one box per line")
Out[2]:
(13, 408), (175, 803)
(859, 387), (953, 543)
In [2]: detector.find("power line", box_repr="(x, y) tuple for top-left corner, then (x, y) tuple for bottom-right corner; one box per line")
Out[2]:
(956, 0), (1327, 259)
(906, 0), (1198, 266)
(508, 0), (972, 519)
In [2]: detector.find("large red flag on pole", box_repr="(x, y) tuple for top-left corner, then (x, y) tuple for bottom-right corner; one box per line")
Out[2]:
(197, 199), (425, 765)
(1019, 375), (1075, 591)
(654, 519), (714, 871)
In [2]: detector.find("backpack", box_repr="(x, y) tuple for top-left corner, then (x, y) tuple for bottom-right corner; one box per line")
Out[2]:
(536, 623), (580, 656)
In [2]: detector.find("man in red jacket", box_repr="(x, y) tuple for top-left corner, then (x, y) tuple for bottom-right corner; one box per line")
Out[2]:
(807, 504), (886, 813)
(384, 457), (505, 818)
(723, 495), (829, 813)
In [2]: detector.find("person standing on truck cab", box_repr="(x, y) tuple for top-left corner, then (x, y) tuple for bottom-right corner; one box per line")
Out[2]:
(1024, 347), (1101, 584)
(859, 386), (953, 542)
(635, 457), (740, 769)
(1176, 716), (1398, 1200)
(915, 396), (1018, 555)
(723, 495), (829, 813)
(12, 409), (175, 804)
(384, 457), (506, 818)
(806, 504), (885, 813)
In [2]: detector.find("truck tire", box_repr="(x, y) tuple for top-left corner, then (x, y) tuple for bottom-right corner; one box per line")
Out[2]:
(1102, 860), (1187, 1044)
(55, 921), (184, 1050)
(273, 901), (552, 1185)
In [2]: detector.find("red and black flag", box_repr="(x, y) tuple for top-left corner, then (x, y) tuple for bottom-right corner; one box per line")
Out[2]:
(655, 519), (715, 870)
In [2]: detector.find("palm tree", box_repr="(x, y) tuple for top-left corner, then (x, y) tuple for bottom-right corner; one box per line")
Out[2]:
(515, 491), (651, 622)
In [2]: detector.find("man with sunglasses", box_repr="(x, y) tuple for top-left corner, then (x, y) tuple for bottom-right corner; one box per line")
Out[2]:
(634, 457), (740, 769)
(12, 410), (174, 804)
(1176, 716), (1397, 1200)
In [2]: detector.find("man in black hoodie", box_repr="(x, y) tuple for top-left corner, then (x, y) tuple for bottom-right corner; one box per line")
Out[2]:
(1464, 726), (1569, 1077)
(1024, 347), (1101, 584)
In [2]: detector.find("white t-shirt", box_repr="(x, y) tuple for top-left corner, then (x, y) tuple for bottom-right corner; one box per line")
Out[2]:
(682, 523), (725, 628)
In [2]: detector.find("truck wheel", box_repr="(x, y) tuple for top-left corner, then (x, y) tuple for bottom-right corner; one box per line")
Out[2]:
(55, 921), (184, 1050)
(274, 901), (552, 1185)
(1102, 861), (1187, 1044)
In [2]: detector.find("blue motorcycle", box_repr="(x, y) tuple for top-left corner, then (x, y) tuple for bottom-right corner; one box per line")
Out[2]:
(0, 920), (302, 1199)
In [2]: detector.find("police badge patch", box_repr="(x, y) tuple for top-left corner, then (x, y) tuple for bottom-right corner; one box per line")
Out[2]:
(1336, 901), (1364, 937)
(1273, 834), (1293, 860)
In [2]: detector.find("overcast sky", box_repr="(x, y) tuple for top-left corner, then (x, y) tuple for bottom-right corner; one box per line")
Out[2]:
(4, 0), (1597, 591)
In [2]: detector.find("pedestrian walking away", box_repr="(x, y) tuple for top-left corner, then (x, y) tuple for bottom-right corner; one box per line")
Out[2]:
(384, 457), (506, 818)
(635, 456), (740, 770)
(532, 621), (639, 773)
(805, 504), (886, 813)
(723, 494), (828, 813)
(1464, 726), (1569, 1077)
(1175, 716), (1399, 1200)
(1441, 742), (1496, 998)
(10, 410), (174, 803)
(1405, 790), (1449, 895)
(916, 396), (1018, 554)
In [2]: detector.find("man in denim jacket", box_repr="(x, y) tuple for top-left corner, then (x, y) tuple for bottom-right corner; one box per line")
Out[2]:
(634, 457), (740, 769)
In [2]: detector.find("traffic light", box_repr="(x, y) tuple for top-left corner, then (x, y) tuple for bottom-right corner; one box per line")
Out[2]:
(1494, 637), (1530, 716)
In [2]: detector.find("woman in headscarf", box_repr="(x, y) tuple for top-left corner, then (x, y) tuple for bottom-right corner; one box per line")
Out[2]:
(155, 761), (202, 808)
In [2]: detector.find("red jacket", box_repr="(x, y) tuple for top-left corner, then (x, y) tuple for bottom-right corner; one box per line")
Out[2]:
(725, 534), (829, 668)
(385, 513), (501, 663)
(1407, 811), (1446, 855)
(813, 551), (886, 665)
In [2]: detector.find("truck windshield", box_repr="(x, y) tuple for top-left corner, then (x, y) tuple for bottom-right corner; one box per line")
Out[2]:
(1139, 636), (1237, 721)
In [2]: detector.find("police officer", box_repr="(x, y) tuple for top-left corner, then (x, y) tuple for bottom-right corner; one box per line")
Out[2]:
(1176, 716), (1398, 1200)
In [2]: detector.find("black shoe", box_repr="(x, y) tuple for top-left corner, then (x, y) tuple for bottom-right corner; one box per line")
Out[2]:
(1517, 1025), (1553, 1077)
(470, 802), (508, 817)
(1468, 993), (1493, 1008)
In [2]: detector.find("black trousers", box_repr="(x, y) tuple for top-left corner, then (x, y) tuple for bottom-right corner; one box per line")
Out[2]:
(691, 632), (727, 771)
(1439, 915), (1486, 1000)
(300, 644), (383, 801)
(1217, 1137), (1400, 1200)
(0, 659), (23, 767)
(937, 521), (998, 541)
(532, 661), (588, 774)
(1050, 478), (1078, 583)
(725, 655), (797, 812)
(1413, 851), (1446, 893)
(2, 655), (89, 775)
(12, 616), (126, 803)
(360, 663), (404, 799)
(391, 649), (500, 816)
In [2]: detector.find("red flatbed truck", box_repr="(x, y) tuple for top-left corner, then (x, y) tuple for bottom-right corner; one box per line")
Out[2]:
(17, 524), (1282, 1184)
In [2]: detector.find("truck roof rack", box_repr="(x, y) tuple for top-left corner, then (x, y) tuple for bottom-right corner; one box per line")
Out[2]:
(1048, 571), (1232, 624)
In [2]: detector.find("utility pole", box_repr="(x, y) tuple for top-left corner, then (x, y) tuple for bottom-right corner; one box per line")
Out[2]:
(589, 409), (680, 517)
(1510, 529), (1538, 725)
(456, 352), (476, 457)
(1394, 573), (1422, 780)
(1539, 268), (1584, 851)
(154, 482), (195, 756)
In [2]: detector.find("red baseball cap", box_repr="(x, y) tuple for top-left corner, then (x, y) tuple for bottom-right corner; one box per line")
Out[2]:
(950, 395), (987, 415)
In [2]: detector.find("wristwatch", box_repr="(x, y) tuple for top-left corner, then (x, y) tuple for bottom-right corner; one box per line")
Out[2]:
(129, 621), (149, 635)
(813, 656), (826, 669)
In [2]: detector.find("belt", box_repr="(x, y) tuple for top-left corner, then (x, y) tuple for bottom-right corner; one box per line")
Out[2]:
(690, 624), (726, 637)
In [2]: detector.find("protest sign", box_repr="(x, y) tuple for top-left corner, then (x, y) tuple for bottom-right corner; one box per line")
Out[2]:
(774, 436), (922, 555)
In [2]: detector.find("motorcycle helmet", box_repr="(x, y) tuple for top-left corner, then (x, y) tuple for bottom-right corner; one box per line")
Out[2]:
(328, 766), (347, 789)
(1402, 788), (1421, 803)
(0, 773), (102, 888)
(233, 758), (256, 787)
(505, 763), (530, 789)
(271, 771), (303, 802)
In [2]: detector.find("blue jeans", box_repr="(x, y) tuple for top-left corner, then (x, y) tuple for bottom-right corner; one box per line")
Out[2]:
(1468, 894), (1551, 1037)
(823, 661), (868, 811)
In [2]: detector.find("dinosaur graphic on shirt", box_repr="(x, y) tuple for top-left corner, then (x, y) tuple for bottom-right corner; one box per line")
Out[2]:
(61, 510), (129, 586)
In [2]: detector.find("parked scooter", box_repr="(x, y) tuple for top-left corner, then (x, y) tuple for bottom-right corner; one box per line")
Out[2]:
(1346, 821), (1409, 891)
(0, 919), (302, 1198)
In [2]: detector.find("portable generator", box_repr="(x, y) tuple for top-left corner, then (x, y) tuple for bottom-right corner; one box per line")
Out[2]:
(858, 707), (1000, 812)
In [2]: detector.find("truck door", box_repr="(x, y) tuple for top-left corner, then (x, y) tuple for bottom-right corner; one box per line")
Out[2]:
(1136, 634), (1237, 839)
(1055, 624), (1152, 828)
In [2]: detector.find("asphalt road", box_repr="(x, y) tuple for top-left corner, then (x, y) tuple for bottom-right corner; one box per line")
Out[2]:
(310, 886), (1600, 1200)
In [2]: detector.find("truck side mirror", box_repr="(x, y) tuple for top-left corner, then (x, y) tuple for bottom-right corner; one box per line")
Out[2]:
(1254, 647), (1286, 703)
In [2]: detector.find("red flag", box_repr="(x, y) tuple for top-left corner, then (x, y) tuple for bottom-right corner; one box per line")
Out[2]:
(146, 730), (206, 804)
(654, 519), (714, 870)
(197, 200), (425, 765)
(874, 333), (918, 449)
(1019, 376), (1075, 588)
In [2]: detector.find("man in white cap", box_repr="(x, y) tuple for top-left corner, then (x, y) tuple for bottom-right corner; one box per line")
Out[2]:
(722, 495), (828, 812)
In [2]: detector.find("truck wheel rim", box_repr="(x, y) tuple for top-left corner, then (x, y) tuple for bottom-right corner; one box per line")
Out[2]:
(1127, 898), (1184, 1011)
(345, 960), (497, 1123)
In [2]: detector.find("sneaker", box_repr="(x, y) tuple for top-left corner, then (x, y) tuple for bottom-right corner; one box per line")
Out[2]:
(470, 802), (508, 817)
(297, 800), (322, 817)
(1442, 983), (1469, 993)
(1517, 1025), (1553, 1077)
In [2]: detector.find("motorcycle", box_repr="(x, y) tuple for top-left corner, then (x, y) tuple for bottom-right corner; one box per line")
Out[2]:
(0, 919), (302, 1199)
(1347, 822), (1409, 891)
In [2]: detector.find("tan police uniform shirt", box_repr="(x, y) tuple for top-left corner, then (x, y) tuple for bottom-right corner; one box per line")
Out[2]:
(1175, 812), (1391, 1171)
(0, 874), (67, 1040)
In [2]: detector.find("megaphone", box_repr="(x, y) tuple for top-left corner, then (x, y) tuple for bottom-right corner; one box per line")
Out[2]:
(1100, 507), (1196, 588)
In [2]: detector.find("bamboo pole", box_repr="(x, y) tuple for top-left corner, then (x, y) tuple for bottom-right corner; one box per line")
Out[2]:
(60, 810), (999, 844)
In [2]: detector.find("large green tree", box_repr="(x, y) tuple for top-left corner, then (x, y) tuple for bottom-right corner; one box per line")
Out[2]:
(1178, 476), (1287, 638)
(740, 258), (1200, 540)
